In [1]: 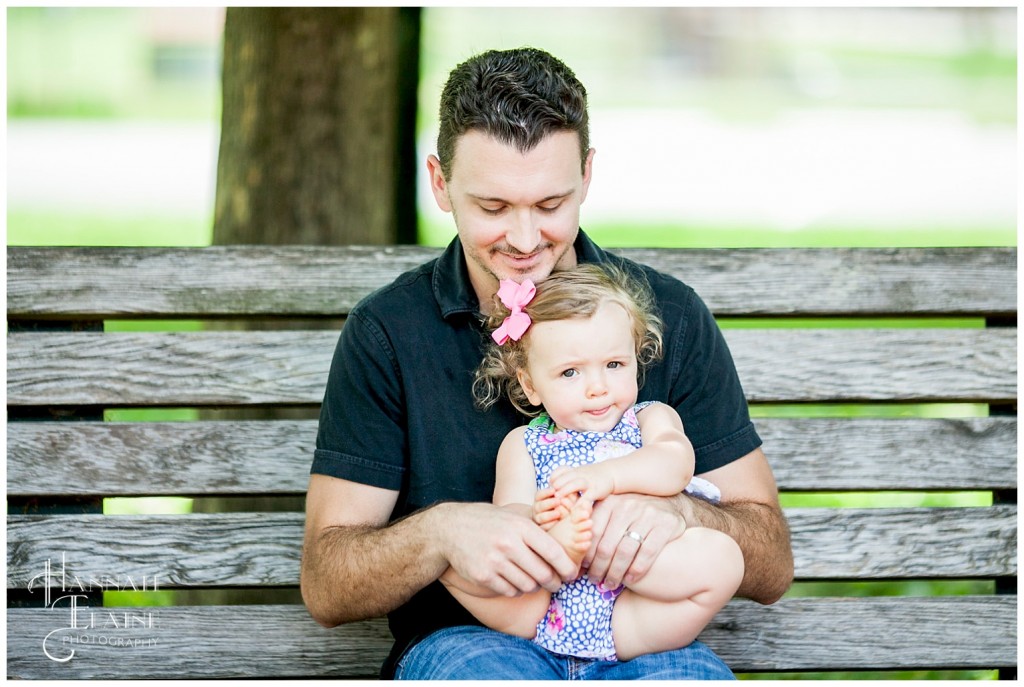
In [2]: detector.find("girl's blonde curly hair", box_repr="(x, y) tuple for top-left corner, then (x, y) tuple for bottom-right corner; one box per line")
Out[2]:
(473, 262), (664, 417)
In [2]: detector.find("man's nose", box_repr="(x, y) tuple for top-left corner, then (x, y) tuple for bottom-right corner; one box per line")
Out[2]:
(505, 209), (540, 254)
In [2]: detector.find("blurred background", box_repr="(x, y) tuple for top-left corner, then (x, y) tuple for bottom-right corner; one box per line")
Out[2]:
(5, 7), (1017, 680)
(7, 6), (1016, 248)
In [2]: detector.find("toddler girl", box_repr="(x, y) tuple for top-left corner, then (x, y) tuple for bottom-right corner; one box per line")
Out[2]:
(441, 263), (743, 662)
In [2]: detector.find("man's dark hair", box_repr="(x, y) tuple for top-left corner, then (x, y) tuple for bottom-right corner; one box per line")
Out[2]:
(436, 47), (590, 179)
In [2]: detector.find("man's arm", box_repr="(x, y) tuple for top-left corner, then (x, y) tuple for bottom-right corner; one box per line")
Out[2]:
(677, 447), (793, 603)
(582, 447), (793, 605)
(300, 473), (580, 628)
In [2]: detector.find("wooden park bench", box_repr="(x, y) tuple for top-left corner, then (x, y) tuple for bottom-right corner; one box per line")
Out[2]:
(7, 244), (1016, 679)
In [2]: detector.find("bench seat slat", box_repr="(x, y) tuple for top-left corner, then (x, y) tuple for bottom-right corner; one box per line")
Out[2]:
(7, 417), (1016, 497)
(6, 597), (1015, 678)
(8, 507), (1016, 588)
(8, 246), (1016, 318)
(7, 328), (1016, 406)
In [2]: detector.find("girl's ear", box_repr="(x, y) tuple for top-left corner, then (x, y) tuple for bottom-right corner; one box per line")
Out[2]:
(517, 369), (542, 407)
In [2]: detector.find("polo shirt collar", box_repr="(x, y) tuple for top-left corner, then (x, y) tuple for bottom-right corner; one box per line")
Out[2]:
(431, 229), (609, 320)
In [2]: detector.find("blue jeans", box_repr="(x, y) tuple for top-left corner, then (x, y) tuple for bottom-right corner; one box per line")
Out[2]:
(394, 625), (735, 680)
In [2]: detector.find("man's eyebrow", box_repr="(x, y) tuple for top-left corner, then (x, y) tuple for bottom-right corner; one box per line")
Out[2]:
(466, 191), (574, 204)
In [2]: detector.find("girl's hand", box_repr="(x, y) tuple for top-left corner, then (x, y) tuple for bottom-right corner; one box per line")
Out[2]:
(549, 465), (614, 504)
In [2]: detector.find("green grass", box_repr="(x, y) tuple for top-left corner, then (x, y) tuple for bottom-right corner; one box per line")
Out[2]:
(420, 217), (1017, 249)
(7, 209), (213, 246)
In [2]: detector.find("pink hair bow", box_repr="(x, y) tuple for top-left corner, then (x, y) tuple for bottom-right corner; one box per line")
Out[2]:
(491, 278), (536, 345)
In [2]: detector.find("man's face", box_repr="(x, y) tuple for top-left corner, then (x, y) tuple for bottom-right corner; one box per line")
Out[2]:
(428, 130), (595, 310)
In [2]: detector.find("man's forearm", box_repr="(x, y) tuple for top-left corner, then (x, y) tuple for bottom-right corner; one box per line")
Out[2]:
(301, 504), (450, 627)
(679, 494), (793, 604)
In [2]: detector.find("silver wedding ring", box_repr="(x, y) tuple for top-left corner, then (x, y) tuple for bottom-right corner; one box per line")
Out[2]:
(624, 530), (645, 545)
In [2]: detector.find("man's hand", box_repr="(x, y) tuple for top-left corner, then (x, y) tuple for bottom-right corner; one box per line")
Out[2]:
(583, 492), (686, 589)
(438, 501), (580, 597)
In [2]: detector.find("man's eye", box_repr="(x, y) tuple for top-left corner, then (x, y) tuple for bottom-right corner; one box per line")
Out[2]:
(538, 203), (561, 213)
(482, 206), (505, 215)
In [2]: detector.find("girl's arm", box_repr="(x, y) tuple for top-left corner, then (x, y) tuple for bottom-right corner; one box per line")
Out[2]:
(492, 426), (540, 519)
(548, 402), (694, 503)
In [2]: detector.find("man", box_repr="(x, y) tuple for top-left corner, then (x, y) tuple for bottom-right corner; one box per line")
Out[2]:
(302, 47), (793, 680)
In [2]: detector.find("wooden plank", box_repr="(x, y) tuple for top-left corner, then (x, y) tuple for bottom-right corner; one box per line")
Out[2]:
(756, 416), (1017, 492)
(6, 607), (393, 679)
(6, 245), (432, 320)
(7, 417), (1016, 497)
(8, 246), (1016, 319)
(5, 596), (1016, 678)
(7, 420), (317, 497)
(7, 328), (1016, 406)
(731, 328), (1016, 404)
(6, 330), (336, 407)
(789, 506), (1016, 579)
(705, 596), (1017, 672)
(7, 513), (304, 589)
(8, 507), (1016, 590)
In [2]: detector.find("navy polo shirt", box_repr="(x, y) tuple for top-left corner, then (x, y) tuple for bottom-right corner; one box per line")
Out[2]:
(312, 230), (761, 667)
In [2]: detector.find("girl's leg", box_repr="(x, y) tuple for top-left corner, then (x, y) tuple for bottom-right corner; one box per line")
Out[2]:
(440, 569), (551, 638)
(441, 500), (593, 639)
(610, 526), (743, 661)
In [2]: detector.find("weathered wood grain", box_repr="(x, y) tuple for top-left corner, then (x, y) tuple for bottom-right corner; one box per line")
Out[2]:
(6, 245), (1017, 679)
(7, 330), (336, 407)
(7, 420), (317, 497)
(7, 513), (303, 589)
(5, 596), (1015, 678)
(704, 596), (1017, 672)
(7, 328), (1016, 406)
(7, 506), (1016, 590)
(755, 416), (1017, 491)
(8, 246), (1016, 319)
(6, 417), (1016, 497)
(6, 606), (392, 679)
(788, 506), (1016, 579)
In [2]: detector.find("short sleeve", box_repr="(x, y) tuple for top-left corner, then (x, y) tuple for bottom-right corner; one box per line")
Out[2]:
(668, 290), (762, 474)
(312, 309), (407, 490)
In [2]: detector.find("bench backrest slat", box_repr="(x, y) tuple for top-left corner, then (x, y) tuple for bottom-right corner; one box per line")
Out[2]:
(8, 246), (1016, 319)
(8, 328), (1015, 406)
(7, 417), (1016, 497)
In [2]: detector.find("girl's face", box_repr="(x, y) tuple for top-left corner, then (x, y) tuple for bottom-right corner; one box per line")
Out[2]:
(517, 300), (639, 433)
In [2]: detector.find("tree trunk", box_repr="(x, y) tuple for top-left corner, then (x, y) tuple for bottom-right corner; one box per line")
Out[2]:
(183, 8), (420, 607)
(213, 6), (420, 246)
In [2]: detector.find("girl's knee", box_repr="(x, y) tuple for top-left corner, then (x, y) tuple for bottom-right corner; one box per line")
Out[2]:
(685, 527), (743, 562)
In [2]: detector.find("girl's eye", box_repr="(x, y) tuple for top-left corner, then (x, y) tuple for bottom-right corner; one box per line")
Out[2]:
(607, 361), (622, 369)
(560, 369), (578, 379)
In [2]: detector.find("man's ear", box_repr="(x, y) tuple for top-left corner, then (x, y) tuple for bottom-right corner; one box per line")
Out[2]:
(426, 154), (452, 212)
(579, 147), (596, 204)
(517, 369), (542, 407)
